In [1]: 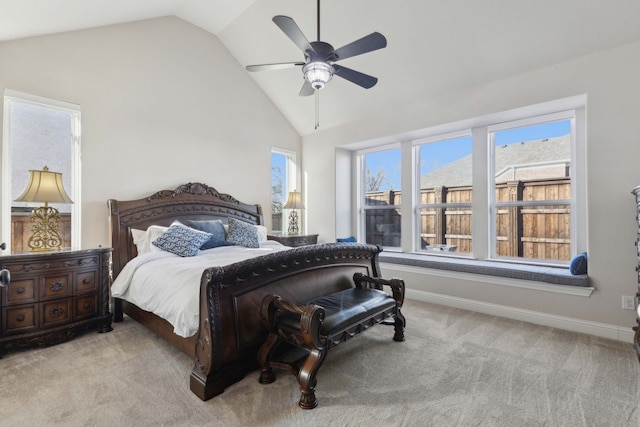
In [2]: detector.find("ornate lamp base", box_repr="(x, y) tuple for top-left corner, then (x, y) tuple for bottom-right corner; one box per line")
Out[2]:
(28, 205), (63, 251)
(287, 210), (300, 235)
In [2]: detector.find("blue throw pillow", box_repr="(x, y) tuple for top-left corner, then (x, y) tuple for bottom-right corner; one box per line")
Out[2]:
(336, 236), (357, 243)
(569, 252), (588, 275)
(227, 218), (260, 248)
(185, 219), (232, 250)
(152, 221), (212, 257)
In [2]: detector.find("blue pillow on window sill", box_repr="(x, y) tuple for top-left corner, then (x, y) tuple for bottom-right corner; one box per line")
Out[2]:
(569, 252), (587, 275)
(336, 236), (357, 243)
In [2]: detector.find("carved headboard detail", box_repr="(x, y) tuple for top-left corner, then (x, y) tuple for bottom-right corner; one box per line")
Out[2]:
(108, 183), (264, 278)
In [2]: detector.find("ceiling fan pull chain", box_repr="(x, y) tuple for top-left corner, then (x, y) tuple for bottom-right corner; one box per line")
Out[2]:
(315, 90), (320, 129)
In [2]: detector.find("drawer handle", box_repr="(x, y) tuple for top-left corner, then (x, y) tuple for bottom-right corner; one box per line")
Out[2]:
(49, 282), (64, 291)
(0, 268), (9, 287)
(16, 287), (26, 294)
(50, 307), (65, 318)
(83, 303), (91, 309)
(16, 314), (25, 322)
(82, 278), (91, 285)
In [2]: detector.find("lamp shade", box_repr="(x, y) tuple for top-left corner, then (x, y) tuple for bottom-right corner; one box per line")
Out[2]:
(15, 166), (73, 204)
(283, 191), (305, 210)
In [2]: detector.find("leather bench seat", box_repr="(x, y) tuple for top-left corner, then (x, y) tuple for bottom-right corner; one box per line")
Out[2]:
(258, 273), (406, 409)
(278, 288), (397, 334)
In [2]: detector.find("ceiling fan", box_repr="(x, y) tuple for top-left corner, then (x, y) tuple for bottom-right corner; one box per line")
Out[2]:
(245, 0), (387, 127)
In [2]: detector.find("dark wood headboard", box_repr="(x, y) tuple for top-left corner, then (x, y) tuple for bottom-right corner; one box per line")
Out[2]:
(107, 182), (264, 278)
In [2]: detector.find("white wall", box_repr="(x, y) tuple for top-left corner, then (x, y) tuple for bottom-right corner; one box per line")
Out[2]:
(303, 40), (640, 330)
(0, 17), (300, 248)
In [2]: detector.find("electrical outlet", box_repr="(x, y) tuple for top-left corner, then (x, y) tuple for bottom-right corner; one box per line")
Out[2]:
(622, 295), (636, 310)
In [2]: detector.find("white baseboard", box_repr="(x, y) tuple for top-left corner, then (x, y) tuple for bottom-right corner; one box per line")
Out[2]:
(406, 288), (636, 344)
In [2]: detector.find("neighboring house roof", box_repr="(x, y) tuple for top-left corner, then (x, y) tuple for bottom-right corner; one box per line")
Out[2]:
(420, 134), (570, 188)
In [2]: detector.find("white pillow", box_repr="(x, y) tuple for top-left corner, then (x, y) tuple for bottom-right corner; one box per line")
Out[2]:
(131, 228), (146, 250)
(131, 225), (169, 255)
(255, 225), (268, 242)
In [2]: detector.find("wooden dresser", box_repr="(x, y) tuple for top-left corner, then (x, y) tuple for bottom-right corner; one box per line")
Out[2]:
(267, 233), (318, 247)
(0, 248), (112, 356)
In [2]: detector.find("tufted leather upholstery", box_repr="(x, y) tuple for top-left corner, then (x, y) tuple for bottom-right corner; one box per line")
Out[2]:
(278, 288), (396, 335)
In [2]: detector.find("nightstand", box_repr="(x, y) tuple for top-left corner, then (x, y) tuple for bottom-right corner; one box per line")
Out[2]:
(0, 248), (112, 356)
(267, 234), (318, 247)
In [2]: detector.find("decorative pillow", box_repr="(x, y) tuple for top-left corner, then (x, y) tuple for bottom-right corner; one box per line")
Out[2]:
(151, 221), (212, 257)
(132, 225), (169, 255)
(569, 252), (588, 275)
(227, 218), (260, 248)
(337, 236), (357, 243)
(185, 219), (232, 250)
(222, 223), (267, 241)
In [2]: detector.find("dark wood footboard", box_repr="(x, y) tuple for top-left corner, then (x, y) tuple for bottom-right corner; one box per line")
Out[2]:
(189, 242), (382, 401)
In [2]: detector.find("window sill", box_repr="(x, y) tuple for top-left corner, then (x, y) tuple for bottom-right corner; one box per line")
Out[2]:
(379, 252), (592, 296)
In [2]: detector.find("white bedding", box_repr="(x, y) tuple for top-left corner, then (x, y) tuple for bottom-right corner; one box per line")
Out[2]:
(111, 240), (290, 337)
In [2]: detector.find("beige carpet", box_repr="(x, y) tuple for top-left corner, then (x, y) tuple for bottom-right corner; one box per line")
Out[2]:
(1, 299), (639, 426)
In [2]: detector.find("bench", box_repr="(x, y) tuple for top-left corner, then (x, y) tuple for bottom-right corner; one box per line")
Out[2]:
(257, 272), (406, 409)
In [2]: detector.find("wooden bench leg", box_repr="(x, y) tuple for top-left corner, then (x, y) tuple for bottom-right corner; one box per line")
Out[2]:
(297, 347), (328, 409)
(393, 310), (406, 342)
(258, 333), (279, 384)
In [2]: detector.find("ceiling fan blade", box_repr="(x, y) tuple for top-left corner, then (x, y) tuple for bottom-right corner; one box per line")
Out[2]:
(299, 80), (315, 97)
(273, 16), (316, 55)
(333, 64), (378, 89)
(246, 62), (304, 72)
(333, 32), (387, 61)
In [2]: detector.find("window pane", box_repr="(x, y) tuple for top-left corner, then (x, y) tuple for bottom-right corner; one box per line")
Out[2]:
(363, 148), (401, 247)
(271, 152), (286, 232)
(365, 209), (401, 247)
(492, 120), (572, 261)
(10, 102), (74, 252)
(418, 136), (472, 254)
(363, 148), (401, 203)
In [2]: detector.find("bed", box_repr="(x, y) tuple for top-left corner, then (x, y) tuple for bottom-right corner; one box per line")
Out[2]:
(108, 182), (383, 400)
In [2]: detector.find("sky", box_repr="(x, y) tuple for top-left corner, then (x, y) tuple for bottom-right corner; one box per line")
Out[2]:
(271, 152), (287, 205)
(365, 120), (571, 190)
(271, 120), (572, 194)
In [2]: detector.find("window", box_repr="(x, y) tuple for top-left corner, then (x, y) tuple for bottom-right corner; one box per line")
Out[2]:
(359, 146), (401, 248)
(271, 149), (296, 233)
(354, 96), (586, 268)
(417, 134), (473, 254)
(2, 90), (81, 253)
(490, 117), (573, 262)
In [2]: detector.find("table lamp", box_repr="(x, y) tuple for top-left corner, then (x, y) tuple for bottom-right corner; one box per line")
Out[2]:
(283, 190), (304, 235)
(14, 166), (73, 251)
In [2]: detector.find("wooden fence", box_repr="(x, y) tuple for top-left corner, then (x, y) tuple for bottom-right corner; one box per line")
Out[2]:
(365, 177), (571, 261)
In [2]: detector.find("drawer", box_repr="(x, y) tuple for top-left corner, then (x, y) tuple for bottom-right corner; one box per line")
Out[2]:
(41, 300), (71, 327)
(3, 277), (37, 305)
(75, 294), (98, 320)
(3, 305), (38, 334)
(40, 273), (71, 300)
(76, 270), (98, 294)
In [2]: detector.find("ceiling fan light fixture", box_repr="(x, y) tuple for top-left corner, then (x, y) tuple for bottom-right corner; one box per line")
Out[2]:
(303, 61), (334, 90)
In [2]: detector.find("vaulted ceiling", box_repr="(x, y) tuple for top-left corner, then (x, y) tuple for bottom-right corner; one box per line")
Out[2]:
(2, 0), (640, 135)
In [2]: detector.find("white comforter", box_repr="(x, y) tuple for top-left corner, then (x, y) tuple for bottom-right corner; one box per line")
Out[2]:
(111, 241), (290, 337)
